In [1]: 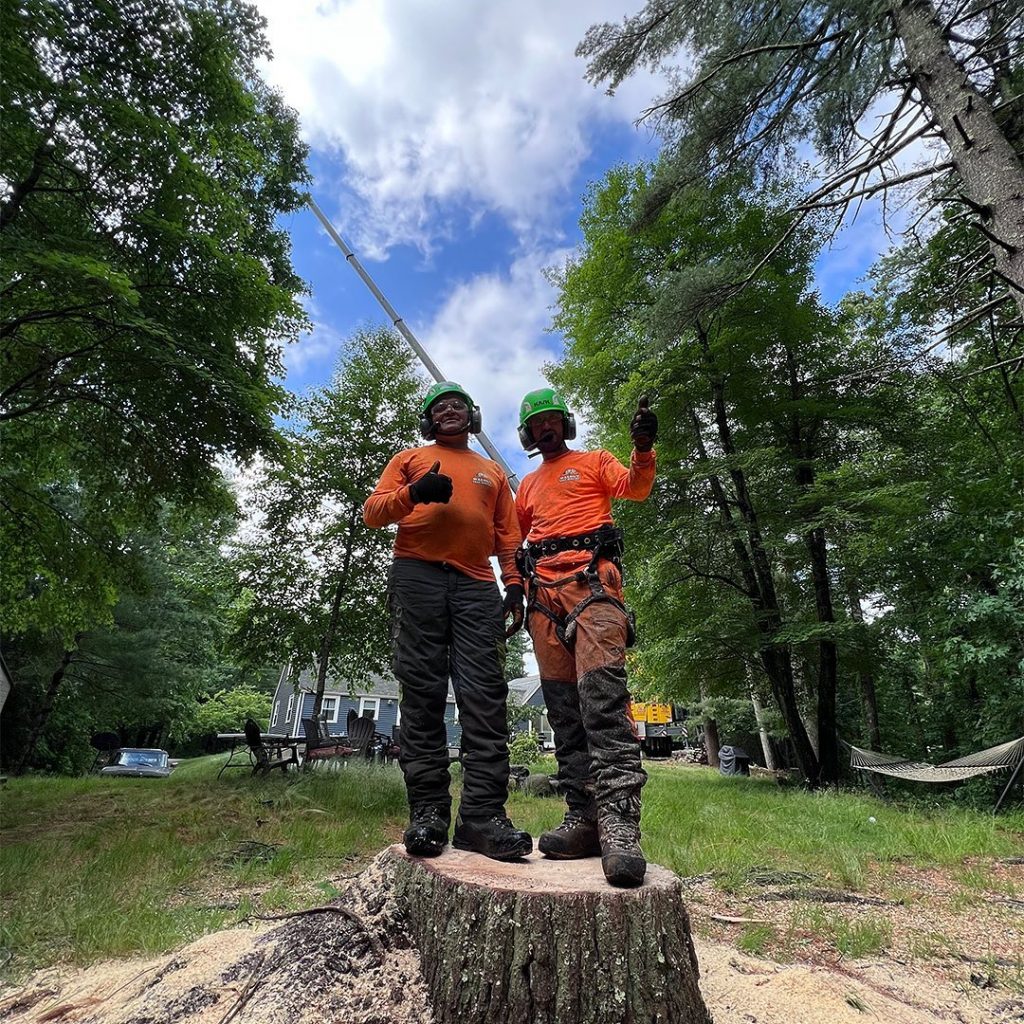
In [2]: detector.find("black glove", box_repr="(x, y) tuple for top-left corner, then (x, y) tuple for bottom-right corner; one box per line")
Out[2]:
(502, 583), (525, 638)
(409, 460), (453, 504)
(630, 395), (658, 453)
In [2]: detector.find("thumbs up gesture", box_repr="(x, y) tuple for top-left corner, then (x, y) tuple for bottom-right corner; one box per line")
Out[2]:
(409, 460), (453, 505)
(629, 395), (658, 453)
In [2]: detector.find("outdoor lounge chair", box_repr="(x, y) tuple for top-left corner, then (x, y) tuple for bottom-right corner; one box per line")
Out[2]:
(346, 709), (377, 759)
(244, 718), (297, 776)
(301, 715), (354, 768)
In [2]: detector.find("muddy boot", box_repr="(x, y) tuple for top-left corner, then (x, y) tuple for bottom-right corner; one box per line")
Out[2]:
(452, 813), (533, 861)
(403, 804), (449, 857)
(597, 793), (646, 887)
(538, 806), (601, 859)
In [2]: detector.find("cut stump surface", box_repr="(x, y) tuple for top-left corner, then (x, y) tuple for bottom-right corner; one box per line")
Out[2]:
(386, 844), (713, 1024)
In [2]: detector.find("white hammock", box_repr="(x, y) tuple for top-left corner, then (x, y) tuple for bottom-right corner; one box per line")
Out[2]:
(849, 735), (1024, 783)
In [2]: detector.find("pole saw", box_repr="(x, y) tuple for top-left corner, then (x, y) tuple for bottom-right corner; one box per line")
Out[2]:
(307, 196), (520, 491)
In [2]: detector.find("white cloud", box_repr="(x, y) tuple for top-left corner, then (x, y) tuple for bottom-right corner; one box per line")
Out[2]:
(255, 0), (659, 255)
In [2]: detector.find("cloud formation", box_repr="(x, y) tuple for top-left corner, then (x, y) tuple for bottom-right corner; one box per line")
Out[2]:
(255, 0), (657, 255)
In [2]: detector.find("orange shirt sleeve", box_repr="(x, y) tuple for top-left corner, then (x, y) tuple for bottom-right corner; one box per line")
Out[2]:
(599, 448), (656, 501)
(362, 451), (416, 527)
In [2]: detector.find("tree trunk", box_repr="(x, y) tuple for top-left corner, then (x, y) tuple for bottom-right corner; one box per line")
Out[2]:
(389, 846), (712, 1024)
(312, 505), (359, 717)
(749, 685), (776, 770)
(845, 579), (882, 751)
(894, 0), (1024, 318)
(698, 681), (720, 768)
(15, 634), (82, 773)
(686, 398), (820, 784)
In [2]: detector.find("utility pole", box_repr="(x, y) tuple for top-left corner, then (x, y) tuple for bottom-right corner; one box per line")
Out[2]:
(307, 196), (520, 490)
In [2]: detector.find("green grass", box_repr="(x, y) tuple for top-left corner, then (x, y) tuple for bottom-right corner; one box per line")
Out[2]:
(1, 757), (1022, 980)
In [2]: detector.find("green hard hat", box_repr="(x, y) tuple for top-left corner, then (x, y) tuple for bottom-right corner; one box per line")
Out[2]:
(420, 381), (474, 414)
(518, 387), (571, 427)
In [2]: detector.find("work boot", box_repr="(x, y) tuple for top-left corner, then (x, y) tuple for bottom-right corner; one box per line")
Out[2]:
(538, 809), (601, 859)
(403, 804), (449, 857)
(597, 797), (646, 887)
(452, 813), (533, 861)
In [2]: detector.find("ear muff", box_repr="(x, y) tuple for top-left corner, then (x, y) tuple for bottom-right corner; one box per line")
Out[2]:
(519, 412), (576, 449)
(421, 404), (482, 438)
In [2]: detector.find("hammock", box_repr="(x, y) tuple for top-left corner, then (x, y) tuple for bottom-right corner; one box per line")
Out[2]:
(849, 735), (1024, 783)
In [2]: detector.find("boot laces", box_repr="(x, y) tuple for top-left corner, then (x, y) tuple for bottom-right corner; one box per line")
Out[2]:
(556, 810), (593, 833)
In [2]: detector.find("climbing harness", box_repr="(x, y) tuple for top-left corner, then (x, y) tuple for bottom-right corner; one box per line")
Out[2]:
(516, 524), (636, 651)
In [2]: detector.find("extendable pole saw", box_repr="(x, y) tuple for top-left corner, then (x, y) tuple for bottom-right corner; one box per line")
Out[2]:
(307, 196), (520, 491)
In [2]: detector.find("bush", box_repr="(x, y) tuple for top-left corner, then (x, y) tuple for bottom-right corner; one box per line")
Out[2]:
(509, 731), (542, 766)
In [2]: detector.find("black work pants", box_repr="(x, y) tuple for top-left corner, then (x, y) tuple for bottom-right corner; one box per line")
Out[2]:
(388, 557), (510, 820)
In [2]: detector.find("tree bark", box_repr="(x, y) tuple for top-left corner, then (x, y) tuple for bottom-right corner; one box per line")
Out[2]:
(894, 0), (1024, 317)
(388, 846), (712, 1024)
(700, 680), (721, 770)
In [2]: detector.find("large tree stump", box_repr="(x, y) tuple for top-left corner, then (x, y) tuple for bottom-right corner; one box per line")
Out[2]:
(384, 844), (713, 1024)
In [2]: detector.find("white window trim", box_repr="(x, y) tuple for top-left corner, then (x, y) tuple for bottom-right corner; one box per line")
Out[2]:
(285, 694), (295, 724)
(359, 696), (380, 721)
(271, 703), (280, 729)
(321, 696), (339, 723)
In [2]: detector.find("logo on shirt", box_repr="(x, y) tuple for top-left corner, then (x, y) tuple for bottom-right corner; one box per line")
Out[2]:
(559, 468), (581, 483)
(472, 472), (493, 487)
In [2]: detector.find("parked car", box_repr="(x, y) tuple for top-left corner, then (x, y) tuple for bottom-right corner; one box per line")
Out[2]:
(100, 748), (172, 778)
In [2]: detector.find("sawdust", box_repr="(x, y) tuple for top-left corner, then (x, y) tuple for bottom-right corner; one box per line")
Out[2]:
(1, 850), (1021, 1024)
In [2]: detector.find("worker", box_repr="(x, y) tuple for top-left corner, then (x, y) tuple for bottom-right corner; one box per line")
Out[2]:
(363, 381), (531, 861)
(514, 388), (657, 886)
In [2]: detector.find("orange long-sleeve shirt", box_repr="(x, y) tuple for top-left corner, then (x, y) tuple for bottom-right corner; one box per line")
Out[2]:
(363, 444), (523, 586)
(515, 448), (656, 578)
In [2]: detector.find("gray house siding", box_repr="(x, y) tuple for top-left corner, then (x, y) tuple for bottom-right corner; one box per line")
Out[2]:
(270, 668), (461, 746)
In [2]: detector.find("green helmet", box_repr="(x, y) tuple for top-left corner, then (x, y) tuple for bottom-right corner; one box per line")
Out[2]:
(420, 381), (474, 414)
(518, 387), (576, 449)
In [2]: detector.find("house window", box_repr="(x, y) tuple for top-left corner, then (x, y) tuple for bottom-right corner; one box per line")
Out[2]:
(359, 697), (379, 721)
(285, 694), (295, 723)
(321, 696), (339, 723)
(395, 704), (401, 727)
(271, 703), (279, 729)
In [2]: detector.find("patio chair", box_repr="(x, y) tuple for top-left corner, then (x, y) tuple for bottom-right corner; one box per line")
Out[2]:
(244, 718), (297, 776)
(301, 715), (354, 769)
(346, 709), (377, 760)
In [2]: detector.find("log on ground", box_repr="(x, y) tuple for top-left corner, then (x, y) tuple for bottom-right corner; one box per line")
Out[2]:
(384, 844), (712, 1024)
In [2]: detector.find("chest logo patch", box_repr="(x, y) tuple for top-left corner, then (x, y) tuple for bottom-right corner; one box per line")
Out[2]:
(559, 468), (581, 483)
(472, 472), (493, 487)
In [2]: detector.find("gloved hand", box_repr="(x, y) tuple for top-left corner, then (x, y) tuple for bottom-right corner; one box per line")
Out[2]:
(630, 395), (658, 453)
(502, 583), (525, 638)
(409, 460), (453, 504)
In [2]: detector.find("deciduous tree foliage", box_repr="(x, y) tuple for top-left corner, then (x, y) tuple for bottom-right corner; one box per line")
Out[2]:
(1, 0), (310, 639)
(578, 0), (1024, 321)
(231, 327), (424, 713)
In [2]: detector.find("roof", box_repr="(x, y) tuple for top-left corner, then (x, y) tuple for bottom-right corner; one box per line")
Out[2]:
(508, 674), (542, 704)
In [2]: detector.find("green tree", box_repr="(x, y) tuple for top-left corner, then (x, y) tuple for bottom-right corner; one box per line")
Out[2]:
(551, 166), (915, 785)
(231, 327), (424, 714)
(578, 0), (1024, 320)
(1, 0), (309, 640)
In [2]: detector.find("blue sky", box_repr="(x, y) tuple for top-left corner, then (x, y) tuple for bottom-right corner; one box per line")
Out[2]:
(254, 0), (892, 488)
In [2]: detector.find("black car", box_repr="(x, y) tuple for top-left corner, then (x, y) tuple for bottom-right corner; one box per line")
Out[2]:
(100, 748), (172, 778)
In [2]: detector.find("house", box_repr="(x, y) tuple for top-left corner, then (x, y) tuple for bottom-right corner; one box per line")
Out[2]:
(269, 668), (552, 752)
(269, 668), (463, 750)
(507, 674), (554, 749)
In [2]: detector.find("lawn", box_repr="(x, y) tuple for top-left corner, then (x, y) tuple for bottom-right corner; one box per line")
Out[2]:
(1, 756), (1022, 982)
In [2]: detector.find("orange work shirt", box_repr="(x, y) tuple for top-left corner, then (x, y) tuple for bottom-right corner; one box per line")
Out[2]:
(363, 444), (522, 586)
(515, 448), (656, 579)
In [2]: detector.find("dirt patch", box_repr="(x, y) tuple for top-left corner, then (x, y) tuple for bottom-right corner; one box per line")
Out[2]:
(1, 852), (1021, 1024)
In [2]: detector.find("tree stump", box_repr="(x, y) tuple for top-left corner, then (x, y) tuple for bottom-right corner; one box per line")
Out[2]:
(384, 844), (713, 1024)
